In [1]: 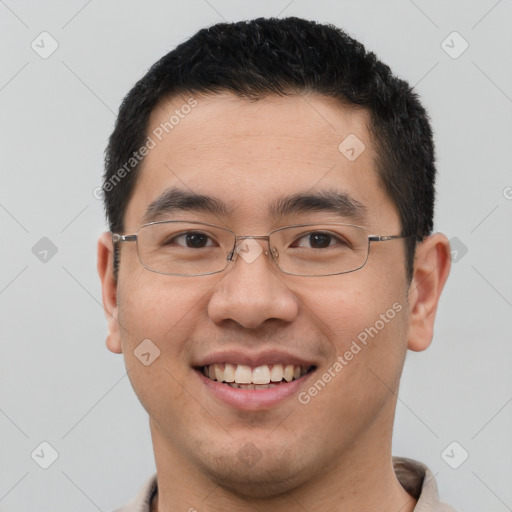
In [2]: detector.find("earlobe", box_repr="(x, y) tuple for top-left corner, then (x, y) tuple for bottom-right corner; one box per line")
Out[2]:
(97, 232), (123, 354)
(406, 233), (451, 352)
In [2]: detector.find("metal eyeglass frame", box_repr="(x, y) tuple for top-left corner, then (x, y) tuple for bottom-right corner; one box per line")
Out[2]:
(111, 220), (424, 277)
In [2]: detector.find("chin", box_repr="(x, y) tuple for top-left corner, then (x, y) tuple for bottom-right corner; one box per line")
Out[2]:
(196, 444), (313, 499)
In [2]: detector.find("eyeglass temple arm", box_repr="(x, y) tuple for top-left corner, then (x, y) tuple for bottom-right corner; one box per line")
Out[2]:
(112, 234), (137, 243)
(368, 234), (424, 242)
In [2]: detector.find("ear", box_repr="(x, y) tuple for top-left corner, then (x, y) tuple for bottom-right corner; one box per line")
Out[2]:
(407, 233), (451, 352)
(97, 232), (122, 354)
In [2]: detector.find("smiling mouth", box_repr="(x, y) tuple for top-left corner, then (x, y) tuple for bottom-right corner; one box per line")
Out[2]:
(198, 363), (316, 389)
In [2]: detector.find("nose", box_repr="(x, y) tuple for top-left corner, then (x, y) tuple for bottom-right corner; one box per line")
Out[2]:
(207, 238), (299, 329)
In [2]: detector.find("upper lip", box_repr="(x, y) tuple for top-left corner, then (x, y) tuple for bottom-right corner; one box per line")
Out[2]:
(193, 349), (318, 368)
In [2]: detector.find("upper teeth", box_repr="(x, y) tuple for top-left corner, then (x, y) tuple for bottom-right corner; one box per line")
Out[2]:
(203, 363), (308, 384)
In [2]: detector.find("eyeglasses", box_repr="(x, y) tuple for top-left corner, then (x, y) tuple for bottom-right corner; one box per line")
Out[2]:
(112, 220), (423, 277)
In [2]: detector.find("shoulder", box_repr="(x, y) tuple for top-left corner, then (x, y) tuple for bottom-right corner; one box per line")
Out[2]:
(109, 473), (158, 512)
(393, 456), (458, 512)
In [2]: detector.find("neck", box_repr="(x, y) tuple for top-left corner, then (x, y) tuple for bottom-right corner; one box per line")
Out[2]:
(148, 417), (417, 512)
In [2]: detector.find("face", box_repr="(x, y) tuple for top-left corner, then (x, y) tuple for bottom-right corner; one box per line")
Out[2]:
(103, 92), (416, 496)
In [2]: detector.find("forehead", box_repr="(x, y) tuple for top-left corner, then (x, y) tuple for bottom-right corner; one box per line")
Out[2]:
(123, 92), (397, 231)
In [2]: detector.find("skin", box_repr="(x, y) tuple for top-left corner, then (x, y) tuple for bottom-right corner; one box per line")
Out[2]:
(97, 92), (451, 512)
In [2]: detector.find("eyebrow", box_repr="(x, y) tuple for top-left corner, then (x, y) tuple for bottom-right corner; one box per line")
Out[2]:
(142, 187), (368, 225)
(269, 190), (367, 224)
(143, 187), (231, 224)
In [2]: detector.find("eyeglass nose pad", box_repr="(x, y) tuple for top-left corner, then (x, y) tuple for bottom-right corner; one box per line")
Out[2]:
(261, 247), (279, 259)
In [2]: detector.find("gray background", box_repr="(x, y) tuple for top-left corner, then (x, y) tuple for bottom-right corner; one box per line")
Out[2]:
(1, 0), (511, 511)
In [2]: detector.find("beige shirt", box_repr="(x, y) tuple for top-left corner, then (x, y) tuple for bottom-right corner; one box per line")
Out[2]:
(111, 457), (457, 512)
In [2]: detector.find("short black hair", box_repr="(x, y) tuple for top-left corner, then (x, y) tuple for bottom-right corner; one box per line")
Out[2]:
(103, 16), (436, 281)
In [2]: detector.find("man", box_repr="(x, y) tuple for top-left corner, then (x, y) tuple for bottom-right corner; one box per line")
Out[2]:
(97, 17), (453, 511)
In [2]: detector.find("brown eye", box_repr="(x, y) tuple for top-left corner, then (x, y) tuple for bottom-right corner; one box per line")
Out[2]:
(307, 233), (333, 249)
(292, 231), (347, 249)
(165, 231), (215, 248)
(184, 232), (210, 248)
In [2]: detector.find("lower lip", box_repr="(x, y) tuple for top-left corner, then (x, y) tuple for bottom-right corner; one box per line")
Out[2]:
(196, 369), (315, 410)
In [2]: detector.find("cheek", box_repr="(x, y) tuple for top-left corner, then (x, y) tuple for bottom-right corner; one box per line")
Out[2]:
(117, 273), (208, 348)
(302, 277), (383, 342)
(301, 276), (408, 402)
(115, 277), (193, 405)
(116, 276), (203, 426)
